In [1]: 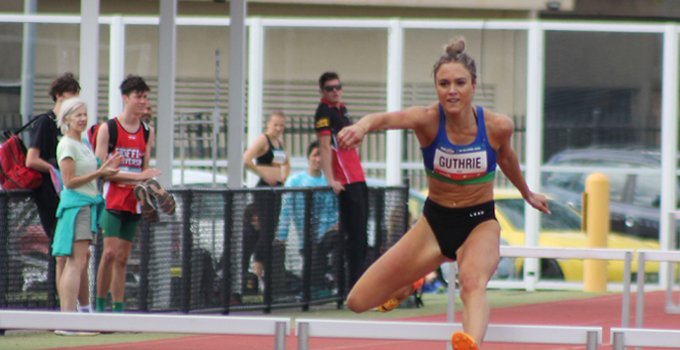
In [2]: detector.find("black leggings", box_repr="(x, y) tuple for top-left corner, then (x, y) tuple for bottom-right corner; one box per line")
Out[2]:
(422, 199), (496, 260)
(338, 182), (369, 289)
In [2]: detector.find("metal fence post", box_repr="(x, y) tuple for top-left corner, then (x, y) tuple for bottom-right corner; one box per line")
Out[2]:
(335, 191), (346, 309)
(180, 191), (193, 313)
(301, 189), (313, 310)
(0, 193), (8, 336)
(221, 191), (234, 314)
(373, 189), (385, 262)
(138, 219), (151, 311)
(263, 190), (275, 314)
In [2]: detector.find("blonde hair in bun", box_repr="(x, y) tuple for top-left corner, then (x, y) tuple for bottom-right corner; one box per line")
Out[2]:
(433, 36), (477, 84)
(445, 37), (466, 56)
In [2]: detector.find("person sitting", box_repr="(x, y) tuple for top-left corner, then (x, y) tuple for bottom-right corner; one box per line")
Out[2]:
(276, 140), (339, 296)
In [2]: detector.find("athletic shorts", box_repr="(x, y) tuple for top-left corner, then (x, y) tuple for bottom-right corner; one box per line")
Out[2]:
(100, 209), (141, 242)
(422, 198), (496, 260)
(73, 206), (94, 242)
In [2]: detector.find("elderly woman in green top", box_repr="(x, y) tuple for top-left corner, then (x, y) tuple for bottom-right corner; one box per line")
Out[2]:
(52, 97), (122, 313)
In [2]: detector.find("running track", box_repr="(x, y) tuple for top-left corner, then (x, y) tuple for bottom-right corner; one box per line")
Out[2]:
(45, 291), (680, 350)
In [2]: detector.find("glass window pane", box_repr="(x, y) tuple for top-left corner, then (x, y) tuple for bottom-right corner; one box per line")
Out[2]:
(544, 31), (662, 159)
(0, 23), (22, 119)
(632, 174), (661, 208)
(33, 24), (80, 116)
(495, 198), (581, 231)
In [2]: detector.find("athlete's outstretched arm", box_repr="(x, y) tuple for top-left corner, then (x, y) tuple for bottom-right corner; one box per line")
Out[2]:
(337, 106), (428, 149)
(494, 115), (550, 214)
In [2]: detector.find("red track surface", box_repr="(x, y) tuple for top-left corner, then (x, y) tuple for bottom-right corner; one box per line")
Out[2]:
(50, 291), (680, 350)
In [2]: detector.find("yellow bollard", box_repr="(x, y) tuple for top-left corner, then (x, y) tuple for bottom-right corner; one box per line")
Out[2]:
(583, 173), (609, 292)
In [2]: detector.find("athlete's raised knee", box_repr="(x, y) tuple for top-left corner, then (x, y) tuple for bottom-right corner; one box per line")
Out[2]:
(346, 293), (370, 313)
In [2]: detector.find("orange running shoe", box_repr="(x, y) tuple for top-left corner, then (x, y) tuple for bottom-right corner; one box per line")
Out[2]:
(377, 277), (426, 313)
(451, 331), (479, 350)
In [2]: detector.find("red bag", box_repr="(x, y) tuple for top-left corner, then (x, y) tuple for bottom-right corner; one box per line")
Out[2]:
(0, 134), (42, 190)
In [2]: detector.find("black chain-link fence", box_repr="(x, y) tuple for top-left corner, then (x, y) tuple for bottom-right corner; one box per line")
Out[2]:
(0, 185), (409, 314)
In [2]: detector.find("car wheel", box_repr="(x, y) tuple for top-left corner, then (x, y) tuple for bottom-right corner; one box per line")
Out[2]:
(540, 259), (564, 280)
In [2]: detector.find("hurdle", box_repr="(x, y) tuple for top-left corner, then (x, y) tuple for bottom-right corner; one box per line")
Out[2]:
(483, 246), (634, 327)
(295, 319), (601, 350)
(611, 327), (680, 349)
(635, 249), (680, 328)
(0, 311), (290, 350)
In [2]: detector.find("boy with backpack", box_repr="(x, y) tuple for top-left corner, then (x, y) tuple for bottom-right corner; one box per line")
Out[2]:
(94, 74), (174, 313)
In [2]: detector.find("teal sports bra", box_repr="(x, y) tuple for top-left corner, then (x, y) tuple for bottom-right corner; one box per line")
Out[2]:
(420, 105), (497, 185)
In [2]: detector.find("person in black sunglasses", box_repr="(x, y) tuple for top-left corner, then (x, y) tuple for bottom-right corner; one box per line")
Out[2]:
(314, 72), (369, 294)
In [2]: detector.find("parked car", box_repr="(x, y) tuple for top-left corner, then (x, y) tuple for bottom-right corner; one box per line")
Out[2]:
(542, 146), (677, 241)
(494, 188), (660, 282)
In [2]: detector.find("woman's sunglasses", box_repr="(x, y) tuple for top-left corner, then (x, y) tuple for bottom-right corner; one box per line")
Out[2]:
(323, 84), (342, 92)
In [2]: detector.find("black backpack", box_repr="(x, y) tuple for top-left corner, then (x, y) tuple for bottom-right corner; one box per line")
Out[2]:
(88, 118), (150, 154)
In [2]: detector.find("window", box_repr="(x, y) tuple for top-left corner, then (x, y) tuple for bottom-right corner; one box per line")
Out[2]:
(495, 199), (582, 231)
(632, 175), (661, 208)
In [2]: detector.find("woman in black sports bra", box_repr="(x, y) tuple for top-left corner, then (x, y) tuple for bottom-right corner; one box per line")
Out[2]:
(243, 112), (290, 289)
(244, 111), (290, 187)
(336, 37), (551, 350)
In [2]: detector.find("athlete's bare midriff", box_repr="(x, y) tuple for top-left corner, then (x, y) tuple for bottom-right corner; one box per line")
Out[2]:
(427, 176), (494, 208)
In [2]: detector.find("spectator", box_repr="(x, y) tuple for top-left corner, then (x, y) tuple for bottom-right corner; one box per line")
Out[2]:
(140, 102), (153, 124)
(94, 75), (164, 313)
(242, 203), (263, 281)
(276, 140), (339, 295)
(243, 111), (290, 294)
(243, 111), (290, 187)
(52, 98), (121, 332)
(25, 72), (93, 313)
(314, 72), (369, 291)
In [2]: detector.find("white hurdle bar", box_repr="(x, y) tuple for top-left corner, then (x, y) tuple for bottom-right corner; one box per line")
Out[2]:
(635, 250), (680, 328)
(497, 246), (634, 327)
(295, 319), (601, 350)
(0, 311), (290, 350)
(611, 327), (680, 349)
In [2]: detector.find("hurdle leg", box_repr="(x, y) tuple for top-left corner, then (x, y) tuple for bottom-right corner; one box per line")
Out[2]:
(446, 263), (457, 350)
(635, 252), (646, 328)
(622, 251), (632, 328)
(298, 322), (309, 350)
(274, 321), (286, 350)
(586, 331), (598, 350)
(612, 331), (624, 350)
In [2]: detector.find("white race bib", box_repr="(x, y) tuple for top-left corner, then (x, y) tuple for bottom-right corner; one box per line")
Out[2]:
(272, 149), (286, 166)
(433, 149), (487, 180)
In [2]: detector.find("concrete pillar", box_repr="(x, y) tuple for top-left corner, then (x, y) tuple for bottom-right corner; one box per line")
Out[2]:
(156, 0), (178, 188)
